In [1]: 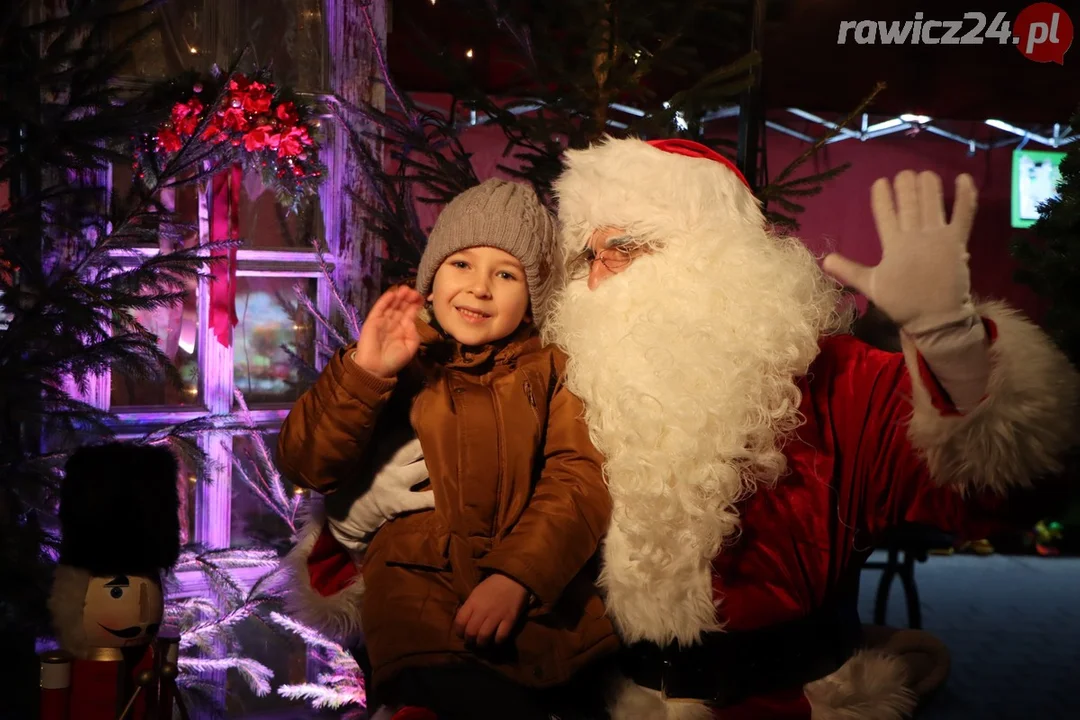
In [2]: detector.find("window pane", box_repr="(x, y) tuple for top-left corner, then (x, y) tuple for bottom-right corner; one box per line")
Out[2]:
(178, 450), (199, 546)
(238, 172), (323, 249)
(231, 433), (300, 550)
(237, 0), (327, 91)
(233, 277), (316, 406)
(110, 281), (201, 408)
(111, 166), (202, 250)
(110, 0), (205, 80)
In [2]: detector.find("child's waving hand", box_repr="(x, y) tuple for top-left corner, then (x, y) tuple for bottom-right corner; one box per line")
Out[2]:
(353, 286), (426, 378)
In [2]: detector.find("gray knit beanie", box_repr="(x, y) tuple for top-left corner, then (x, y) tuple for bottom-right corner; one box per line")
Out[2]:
(416, 178), (560, 327)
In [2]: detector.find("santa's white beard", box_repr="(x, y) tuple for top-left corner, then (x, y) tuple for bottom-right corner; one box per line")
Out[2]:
(542, 228), (847, 646)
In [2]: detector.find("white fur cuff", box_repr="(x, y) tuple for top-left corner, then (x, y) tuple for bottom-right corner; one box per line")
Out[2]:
(282, 519), (366, 645)
(906, 300), (1080, 495)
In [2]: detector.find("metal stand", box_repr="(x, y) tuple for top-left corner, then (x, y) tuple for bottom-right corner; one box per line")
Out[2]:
(863, 524), (954, 629)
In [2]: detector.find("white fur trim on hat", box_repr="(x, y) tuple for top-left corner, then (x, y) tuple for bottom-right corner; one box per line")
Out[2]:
(553, 136), (763, 265)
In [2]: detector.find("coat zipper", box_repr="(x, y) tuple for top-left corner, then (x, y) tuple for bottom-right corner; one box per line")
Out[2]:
(523, 379), (539, 422)
(490, 383), (504, 539)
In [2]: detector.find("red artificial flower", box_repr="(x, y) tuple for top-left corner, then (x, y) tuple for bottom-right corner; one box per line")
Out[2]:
(176, 115), (198, 136)
(200, 122), (222, 142)
(221, 106), (249, 132)
(242, 124), (275, 152)
(168, 98), (204, 136)
(228, 75), (251, 92)
(242, 82), (273, 114)
(156, 128), (183, 153)
(276, 126), (307, 158)
(172, 97), (203, 121)
(275, 101), (299, 126)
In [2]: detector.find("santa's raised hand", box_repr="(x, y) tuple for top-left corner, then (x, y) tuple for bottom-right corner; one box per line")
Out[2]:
(823, 170), (979, 335)
(824, 170), (991, 413)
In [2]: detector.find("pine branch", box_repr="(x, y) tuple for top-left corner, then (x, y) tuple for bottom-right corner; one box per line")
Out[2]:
(770, 82), (885, 186)
(277, 682), (364, 710)
(233, 391), (292, 515)
(267, 611), (348, 655)
(179, 657), (274, 697)
(310, 238), (360, 341)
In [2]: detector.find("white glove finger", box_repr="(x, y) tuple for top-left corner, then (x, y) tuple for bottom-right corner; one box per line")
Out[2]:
(401, 458), (431, 486)
(893, 170), (920, 232)
(949, 174), (978, 243)
(870, 177), (899, 242)
(822, 253), (873, 297)
(917, 171), (946, 229)
(393, 489), (436, 515)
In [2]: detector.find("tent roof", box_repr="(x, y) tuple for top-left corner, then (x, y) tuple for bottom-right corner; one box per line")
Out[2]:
(387, 0), (1078, 124)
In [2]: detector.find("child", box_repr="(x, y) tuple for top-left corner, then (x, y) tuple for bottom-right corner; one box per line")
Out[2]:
(277, 179), (619, 720)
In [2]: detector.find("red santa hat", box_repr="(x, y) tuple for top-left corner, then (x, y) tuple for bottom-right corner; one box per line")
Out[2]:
(645, 138), (751, 189)
(553, 135), (762, 264)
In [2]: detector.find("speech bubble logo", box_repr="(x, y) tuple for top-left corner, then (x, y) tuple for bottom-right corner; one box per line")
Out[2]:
(1013, 3), (1074, 64)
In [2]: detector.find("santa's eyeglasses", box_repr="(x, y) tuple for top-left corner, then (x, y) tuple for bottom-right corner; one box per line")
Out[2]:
(566, 237), (644, 280)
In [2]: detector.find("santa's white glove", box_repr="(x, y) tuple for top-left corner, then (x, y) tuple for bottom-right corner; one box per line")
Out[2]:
(326, 438), (434, 554)
(824, 171), (990, 413)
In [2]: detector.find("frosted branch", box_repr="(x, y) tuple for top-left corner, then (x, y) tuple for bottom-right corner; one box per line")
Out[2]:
(179, 656), (274, 696)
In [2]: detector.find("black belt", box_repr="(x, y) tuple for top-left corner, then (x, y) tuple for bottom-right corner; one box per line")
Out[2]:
(621, 595), (862, 707)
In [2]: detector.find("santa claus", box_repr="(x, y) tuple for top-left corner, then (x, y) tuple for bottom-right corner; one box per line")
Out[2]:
(537, 137), (1079, 719)
(285, 136), (1079, 720)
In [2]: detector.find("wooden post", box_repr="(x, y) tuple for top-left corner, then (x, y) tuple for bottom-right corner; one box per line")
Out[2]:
(321, 0), (389, 352)
(736, 0), (766, 193)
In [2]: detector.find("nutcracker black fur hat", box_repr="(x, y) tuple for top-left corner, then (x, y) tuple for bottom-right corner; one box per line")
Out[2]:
(59, 442), (182, 577)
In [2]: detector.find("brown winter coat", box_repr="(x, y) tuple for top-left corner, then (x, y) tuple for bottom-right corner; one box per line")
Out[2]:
(276, 318), (619, 692)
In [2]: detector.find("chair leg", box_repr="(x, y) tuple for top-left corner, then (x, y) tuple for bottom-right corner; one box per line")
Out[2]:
(899, 551), (922, 629)
(874, 545), (900, 625)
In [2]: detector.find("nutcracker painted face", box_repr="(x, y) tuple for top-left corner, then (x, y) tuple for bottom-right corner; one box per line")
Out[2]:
(49, 442), (182, 658)
(82, 575), (165, 648)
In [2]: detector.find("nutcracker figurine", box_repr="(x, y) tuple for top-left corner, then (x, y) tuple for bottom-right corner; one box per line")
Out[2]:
(41, 442), (184, 720)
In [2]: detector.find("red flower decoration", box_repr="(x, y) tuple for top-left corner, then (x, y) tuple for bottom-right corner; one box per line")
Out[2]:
(156, 128), (182, 153)
(150, 72), (322, 203)
(167, 98), (205, 137)
(242, 124), (275, 152)
(221, 107), (249, 132)
(200, 123), (222, 142)
(242, 82), (273, 114)
(276, 126), (308, 158)
(275, 101), (300, 126)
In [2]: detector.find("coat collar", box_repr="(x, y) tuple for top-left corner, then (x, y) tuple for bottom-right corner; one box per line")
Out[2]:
(415, 315), (539, 372)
